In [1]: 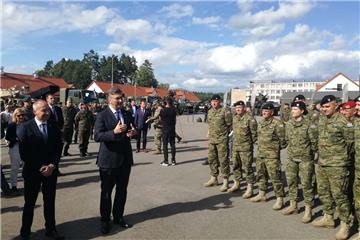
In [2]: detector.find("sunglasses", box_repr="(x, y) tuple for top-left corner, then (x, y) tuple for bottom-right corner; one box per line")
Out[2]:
(16, 114), (24, 117)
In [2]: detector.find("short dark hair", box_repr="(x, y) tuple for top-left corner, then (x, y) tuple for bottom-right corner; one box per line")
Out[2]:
(164, 97), (173, 106)
(140, 98), (146, 103)
(107, 87), (123, 96)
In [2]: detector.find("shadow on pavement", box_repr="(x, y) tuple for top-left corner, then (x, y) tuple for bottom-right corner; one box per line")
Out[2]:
(176, 157), (208, 165)
(1, 204), (40, 214)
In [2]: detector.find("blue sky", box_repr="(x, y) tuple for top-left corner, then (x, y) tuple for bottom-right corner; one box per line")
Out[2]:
(1, 1), (359, 92)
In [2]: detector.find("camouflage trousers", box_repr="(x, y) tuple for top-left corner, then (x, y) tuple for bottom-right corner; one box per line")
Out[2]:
(354, 170), (360, 226)
(154, 127), (162, 151)
(285, 159), (314, 205)
(317, 166), (353, 224)
(78, 130), (91, 153)
(232, 150), (255, 184)
(256, 157), (285, 197)
(208, 140), (229, 178)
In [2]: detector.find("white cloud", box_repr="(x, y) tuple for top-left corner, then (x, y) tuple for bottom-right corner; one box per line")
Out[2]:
(159, 4), (193, 19)
(183, 78), (221, 87)
(228, 1), (313, 38)
(192, 16), (221, 28)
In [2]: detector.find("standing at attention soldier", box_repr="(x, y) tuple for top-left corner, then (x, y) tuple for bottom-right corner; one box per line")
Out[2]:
(282, 101), (317, 223)
(75, 103), (95, 157)
(146, 100), (163, 154)
(227, 101), (257, 199)
(312, 95), (354, 240)
(62, 98), (77, 156)
(203, 94), (232, 192)
(352, 96), (360, 240)
(251, 102), (286, 211)
(280, 103), (291, 122)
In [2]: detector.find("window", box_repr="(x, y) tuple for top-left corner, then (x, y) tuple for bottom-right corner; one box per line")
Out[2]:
(260, 84), (265, 88)
(276, 90), (280, 94)
(298, 83), (303, 87)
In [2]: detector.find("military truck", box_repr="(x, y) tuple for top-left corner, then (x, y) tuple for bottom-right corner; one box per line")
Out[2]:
(60, 88), (99, 105)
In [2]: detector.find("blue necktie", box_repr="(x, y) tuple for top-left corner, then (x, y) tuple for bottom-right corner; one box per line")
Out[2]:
(41, 123), (48, 141)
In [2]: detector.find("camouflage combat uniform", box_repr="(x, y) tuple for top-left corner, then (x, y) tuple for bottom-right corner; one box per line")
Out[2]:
(75, 109), (95, 156)
(317, 112), (354, 224)
(231, 112), (257, 184)
(207, 107), (232, 178)
(147, 105), (163, 153)
(280, 107), (291, 122)
(62, 105), (77, 155)
(285, 117), (318, 205)
(256, 117), (286, 197)
(353, 117), (360, 227)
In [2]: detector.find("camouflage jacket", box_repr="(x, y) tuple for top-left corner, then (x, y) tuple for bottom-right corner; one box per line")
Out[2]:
(62, 106), (77, 129)
(310, 109), (321, 124)
(257, 117), (286, 159)
(147, 106), (162, 128)
(285, 117), (318, 161)
(280, 108), (291, 122)
(75, 110), (94, 131)
(232, 113), (257, 152)
(208, 107), (232, 144)
(318, 112), (354, 167)
(354, 117), (360, 171)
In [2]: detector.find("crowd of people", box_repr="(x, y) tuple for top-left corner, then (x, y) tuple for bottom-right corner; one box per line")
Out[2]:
(1, 88), (359, 240)
(204, 93), (359, 240)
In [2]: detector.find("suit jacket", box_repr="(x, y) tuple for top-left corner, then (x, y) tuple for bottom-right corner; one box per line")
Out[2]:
(17, 119), (62, 173)
(130, 105), (138, 117)
(94, 107), (134, 169)
(49, 105), (64, 130)
(5, 123), (18, 148)
(134, 108), (151, 130)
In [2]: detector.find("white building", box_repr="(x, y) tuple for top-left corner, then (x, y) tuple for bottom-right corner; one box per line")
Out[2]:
(315, 72), (359, 92)
(249, 79), (323, 103)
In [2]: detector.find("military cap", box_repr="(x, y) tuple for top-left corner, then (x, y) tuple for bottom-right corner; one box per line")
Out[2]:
(341, 100), (356, 110)
(291, 101), (306, 110)
(354, 95), (360, 102)
(320, 95), (337, 106)
(293, 94), (306, 102)
(314, 100), (321, 105)
(211, 94), (221, 101)
(233, 101), (245, 107)
(261, 102), (274, 110)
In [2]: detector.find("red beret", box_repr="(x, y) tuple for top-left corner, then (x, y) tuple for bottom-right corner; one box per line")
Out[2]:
(341, 100), (356, 110)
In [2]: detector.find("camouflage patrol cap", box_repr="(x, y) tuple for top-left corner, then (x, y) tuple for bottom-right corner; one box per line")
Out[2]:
(354, 95), (360, 102)
(261, 102), (274, 110)
(233, 101), (245, 107)
(211, 94), (221, 101)
(320, 95), (337, 106)
(293, 94), (306, 102)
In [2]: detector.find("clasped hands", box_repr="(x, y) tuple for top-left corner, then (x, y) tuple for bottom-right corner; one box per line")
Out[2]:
(113, 121), (136, 137)
(39, 164), (55, 177)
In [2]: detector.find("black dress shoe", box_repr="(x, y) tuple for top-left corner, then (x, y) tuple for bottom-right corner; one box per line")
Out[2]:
(114, 218), (133, 228)
(63, 152), (72, 156)
(202, 161), (209, 165)
(101, 221), (110, 234)
(45, 230), (65, 240)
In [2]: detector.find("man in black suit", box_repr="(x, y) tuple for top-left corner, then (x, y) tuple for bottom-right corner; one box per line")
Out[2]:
(17, 100), (64, 240)
(94, 87), (136, 234)
(134, 99), (152, 152)
(129, 99), (138, 118)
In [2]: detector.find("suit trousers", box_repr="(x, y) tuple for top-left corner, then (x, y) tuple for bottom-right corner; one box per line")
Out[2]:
(99, 162), (131, 222)
(20, 169), (57, 237)
(136, 128), (148, 150)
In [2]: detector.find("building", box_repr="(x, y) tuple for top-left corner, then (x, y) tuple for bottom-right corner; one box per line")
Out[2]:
(315, 72), (359, 92)
(86, 80), (200, 103)
(0, 70), (71, 98)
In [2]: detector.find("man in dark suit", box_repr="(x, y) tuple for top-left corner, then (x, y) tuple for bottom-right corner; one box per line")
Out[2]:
(129, 99), (138, 118)
(134, 99), (152, 152)
(17, 100), (64, 240)
(94, 87), (136, 234)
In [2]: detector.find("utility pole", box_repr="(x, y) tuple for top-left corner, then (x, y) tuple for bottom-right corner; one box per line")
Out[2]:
(111, 56), (114, 87)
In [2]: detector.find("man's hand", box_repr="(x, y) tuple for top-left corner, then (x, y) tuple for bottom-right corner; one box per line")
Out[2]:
(40, 164), (55, 177)
(114, 121), (127, 134)
(145, 119), (150, 124)
(126, 129), (137, 138)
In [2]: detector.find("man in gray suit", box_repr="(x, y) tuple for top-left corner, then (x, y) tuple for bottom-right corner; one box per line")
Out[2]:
(94, 87), (136, 235)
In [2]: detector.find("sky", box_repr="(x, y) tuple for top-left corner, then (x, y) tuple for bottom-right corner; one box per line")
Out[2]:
(1, 1), (359, 92)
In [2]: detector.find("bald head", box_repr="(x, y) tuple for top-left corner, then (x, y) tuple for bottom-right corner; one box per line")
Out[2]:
(33, 100), (50, 121)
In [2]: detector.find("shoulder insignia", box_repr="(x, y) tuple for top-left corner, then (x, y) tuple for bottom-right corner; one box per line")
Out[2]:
(346, 123), (353, 128)
(310, 124), (317, 129)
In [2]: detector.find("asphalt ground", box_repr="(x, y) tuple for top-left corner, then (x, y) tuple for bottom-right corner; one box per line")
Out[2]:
(1, 114), (358, 239)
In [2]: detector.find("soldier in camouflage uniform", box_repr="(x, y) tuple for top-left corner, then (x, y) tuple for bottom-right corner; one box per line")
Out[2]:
(280, 103), (291, 122)
(312, 95), (354, 240)
(251, 102), (286, 211)
(353, 96), (360, 240)
(62, 98), (77, 156)
(227, 101), (257, 199)
(282, 101), (318, 223)
(75, 103), (95, 157)
(146, 100), (163, 154)
(203, 94), (232, 192)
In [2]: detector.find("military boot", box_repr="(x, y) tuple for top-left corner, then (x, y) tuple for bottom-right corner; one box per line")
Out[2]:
(227, 180), (240, 193)
(242, 184), (253, 199)
(281, 200), (298, 215)
(302, 204), (312, 223)
(312, 214), (335, 228)
(272, 197), (283, 210)
(250, 190), (266, 202)
(203, 176), (218, 187)
(219, 178), (229, 192)
(335, 221), (351, 240)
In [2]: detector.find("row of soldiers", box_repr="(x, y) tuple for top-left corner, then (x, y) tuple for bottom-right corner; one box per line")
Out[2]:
(204, 93), (360, 240)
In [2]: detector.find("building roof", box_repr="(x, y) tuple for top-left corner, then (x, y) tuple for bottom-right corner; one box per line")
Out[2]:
(0, 72), (70, 94)
(87, 81), (200, 102)
(281, 91), (360, 103)
(315, 72), (359, 91)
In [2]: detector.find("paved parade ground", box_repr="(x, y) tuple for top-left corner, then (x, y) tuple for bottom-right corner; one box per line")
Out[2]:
(1, 114), (357, 239)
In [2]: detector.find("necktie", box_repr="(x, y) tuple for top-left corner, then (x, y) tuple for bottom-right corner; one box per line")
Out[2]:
(116, 110), (123, 124)
(52, 107), (58, 121)
(41, 123), (48, 141)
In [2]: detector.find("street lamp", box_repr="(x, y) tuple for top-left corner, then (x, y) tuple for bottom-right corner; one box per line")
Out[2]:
(111, 55), (114, 87)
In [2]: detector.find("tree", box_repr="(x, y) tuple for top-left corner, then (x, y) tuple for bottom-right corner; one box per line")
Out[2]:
(97, 55), (123, 83)
(82, 50), (100, 80)
(119, 54), (137, 85)
(135, 60), (158, 88)
(36, 60), (54, 77)
(158, 83), (170, 89)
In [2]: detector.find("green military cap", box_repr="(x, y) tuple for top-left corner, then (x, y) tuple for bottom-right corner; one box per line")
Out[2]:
(233, 101), (245, 107)
(211, 94), (221, 101)
(261, 102), (274, 110)
(320, 95), (337, 106)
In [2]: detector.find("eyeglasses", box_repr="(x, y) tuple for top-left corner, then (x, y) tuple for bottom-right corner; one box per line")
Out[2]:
(16, 114), (24, 117)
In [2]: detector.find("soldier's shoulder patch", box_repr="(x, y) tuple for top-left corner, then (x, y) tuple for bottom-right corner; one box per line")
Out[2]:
(310, 124), (317, 129)
(251, 119), (256, 123)
(346, 122), (353, 128)
(278, 124), (284, 128)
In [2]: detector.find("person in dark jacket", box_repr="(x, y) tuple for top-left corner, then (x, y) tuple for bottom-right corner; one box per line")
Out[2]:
(134, 99), (152, 152)
(94, 87), (136, 235)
